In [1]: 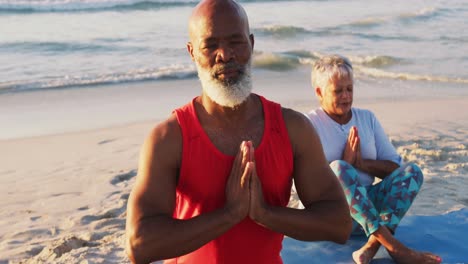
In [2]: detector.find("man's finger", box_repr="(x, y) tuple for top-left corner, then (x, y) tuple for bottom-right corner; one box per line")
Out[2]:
(230, 141), (245, 179)
(249, 142), (255, 162)
(250, 161), (258, 186)
(241, 161), (252, 188)
(240, 141), (250, 172)
(235, 141), (245, 161)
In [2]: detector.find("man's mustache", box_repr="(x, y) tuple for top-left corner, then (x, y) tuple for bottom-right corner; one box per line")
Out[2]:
(212, 62), (245, 76)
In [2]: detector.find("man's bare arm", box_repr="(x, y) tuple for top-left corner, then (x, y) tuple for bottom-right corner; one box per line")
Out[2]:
(125, 115), (250, 263)
(249, 109), (352, 244)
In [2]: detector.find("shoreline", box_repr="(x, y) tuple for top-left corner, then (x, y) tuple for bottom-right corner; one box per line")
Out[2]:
(2, 66), (468, 140)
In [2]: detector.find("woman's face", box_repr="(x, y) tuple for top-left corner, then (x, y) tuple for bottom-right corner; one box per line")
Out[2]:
(318, 75), (353, 117)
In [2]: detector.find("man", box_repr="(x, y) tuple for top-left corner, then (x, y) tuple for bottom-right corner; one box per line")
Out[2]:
(125, 1), (351, 263)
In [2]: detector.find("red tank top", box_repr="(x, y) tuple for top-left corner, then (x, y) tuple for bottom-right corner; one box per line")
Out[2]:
(166, 95), (293, 264)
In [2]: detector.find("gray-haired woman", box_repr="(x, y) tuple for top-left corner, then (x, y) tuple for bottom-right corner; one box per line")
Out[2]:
(307, 54), (441, 264)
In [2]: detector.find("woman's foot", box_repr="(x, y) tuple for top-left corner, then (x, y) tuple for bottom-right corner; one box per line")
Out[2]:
(388, 245), (442, 264)
(352, 244), (379, 264)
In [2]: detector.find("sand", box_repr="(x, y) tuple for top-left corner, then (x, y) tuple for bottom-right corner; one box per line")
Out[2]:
(1, 69), (467, 263)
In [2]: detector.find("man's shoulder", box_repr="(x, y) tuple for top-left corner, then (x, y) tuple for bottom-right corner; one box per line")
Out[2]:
(279, 106), (324, 157)
(149, 98), (196, 143)
(254, 95), (309, 127)
(281, 107), (310, 125)
(137, 113), (182, 171)
(280, 107), (316, 145)
(145, 114), (182, 150)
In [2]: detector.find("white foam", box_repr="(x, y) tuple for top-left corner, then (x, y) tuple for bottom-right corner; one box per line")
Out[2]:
(0, 64), (196, 93)
(354, 66), (468, 84)
(399, 7), (438, 19)
(0, 0), (193, 12)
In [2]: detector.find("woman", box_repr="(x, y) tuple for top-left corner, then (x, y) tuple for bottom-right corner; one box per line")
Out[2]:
(307, 55), (441, 264)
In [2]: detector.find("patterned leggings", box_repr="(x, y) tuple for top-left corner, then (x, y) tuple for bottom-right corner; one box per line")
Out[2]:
(330, 160), (423, 237)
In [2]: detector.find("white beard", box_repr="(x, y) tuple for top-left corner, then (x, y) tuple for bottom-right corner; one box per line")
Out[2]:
(196, 60), (252, 108)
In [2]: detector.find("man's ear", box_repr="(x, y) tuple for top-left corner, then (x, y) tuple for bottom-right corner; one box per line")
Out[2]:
(187, 42), (195, 61)
(249, 34), (255, 50)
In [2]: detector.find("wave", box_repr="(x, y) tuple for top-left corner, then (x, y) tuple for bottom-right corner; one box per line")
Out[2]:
(267, 23), (426, 43)
(253, 51), (401, 70)
(0, 41), (148, 54)
(0, 65), (197, 94)
(398, 7), (443, 22)
(0, 0), (197, 13)
(327, 22), (425, 42)
(0, 51), (314, 93)
(2, 51), (466, 94)
(253, 53), (301, 71)
(328, 54), (468, 84)
(253, 25), (313, 38)
(254, 23), (427, 43)
(347, 55), (402, 68)
(0, 50), (316, 93)
(252, 50), (321, 71)
(347, 17), (387, 28)
(315, 53), (468, 83)
(439, 35), (468, 44)
(341, 7), (447, 33)
(354, 66), (468, 84)
(252, 51), (468, 84)
(0, 0), (293, 13)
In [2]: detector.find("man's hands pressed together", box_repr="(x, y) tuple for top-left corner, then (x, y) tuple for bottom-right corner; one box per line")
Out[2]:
(224, 141), (267, 224)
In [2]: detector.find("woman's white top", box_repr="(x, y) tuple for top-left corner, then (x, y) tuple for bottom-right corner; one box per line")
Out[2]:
(307, 107), (402, 187)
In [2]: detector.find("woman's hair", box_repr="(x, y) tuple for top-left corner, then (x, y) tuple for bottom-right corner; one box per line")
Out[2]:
(312, 54), (353, 92)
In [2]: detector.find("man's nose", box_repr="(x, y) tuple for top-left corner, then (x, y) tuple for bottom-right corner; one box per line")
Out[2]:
(215, 43), (234, 63)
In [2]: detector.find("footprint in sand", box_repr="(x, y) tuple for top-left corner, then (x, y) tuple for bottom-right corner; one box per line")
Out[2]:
(26, 244), (45, 256)
(77, 205), (89, 211)
(34, 235), (91, 260)
(97, 138), (116, 145)
(80, 206), (126, 225)
(79, 210), (126, 242)
(110, 169), (137, 185)
(8, 228), (53, 244)
(120, 193), (130, 200)
(30, 216), (42, 221)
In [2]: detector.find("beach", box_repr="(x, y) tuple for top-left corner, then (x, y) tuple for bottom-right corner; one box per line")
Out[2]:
(1, 67), (467, 263)
(1, 0), (467, 263)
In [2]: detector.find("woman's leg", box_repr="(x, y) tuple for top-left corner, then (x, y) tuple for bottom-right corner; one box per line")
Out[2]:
(366, 163), (440, 263)
(367, 163), (423, 232)
(330, 160), (382, 264)
(371, 225), (441, 264)
(330, 161), (441, 264)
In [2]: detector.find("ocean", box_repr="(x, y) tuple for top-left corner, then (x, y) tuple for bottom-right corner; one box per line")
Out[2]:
(1, 0), (467, 94)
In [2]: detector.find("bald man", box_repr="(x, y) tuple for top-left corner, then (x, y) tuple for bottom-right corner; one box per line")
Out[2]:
(125, 1), (352, 263)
